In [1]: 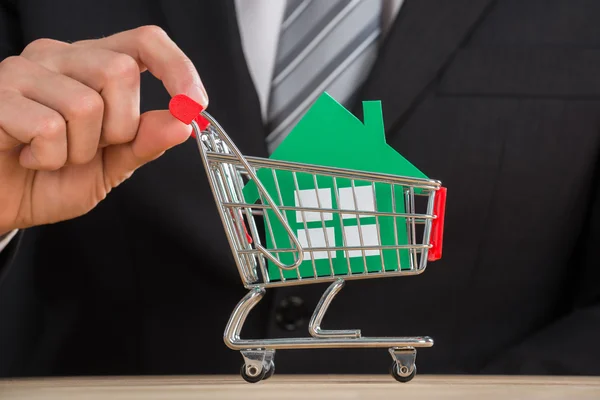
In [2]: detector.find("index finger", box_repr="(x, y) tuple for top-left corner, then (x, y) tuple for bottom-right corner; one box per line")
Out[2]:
(76, 25), (208, 108)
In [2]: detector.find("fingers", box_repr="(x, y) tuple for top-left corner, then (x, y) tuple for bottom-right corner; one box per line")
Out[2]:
(1, 25), (203, 175)
(0, 89), (67, 169)
(22, 41), (141, 146)
(0, 56), (104, 166)
(102, 110), (190, 189)
(79, 26), (209, 107)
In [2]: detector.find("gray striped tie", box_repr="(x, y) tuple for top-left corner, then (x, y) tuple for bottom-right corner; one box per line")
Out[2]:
(266, 0), (383, 152)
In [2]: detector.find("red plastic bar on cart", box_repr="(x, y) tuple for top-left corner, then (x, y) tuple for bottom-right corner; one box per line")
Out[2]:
(168, 94), (210, 138)
(428, 187), (447, 261)
(231, 209), (253, 244)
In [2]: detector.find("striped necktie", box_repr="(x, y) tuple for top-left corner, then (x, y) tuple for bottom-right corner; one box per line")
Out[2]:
(265, 0), (383, 152)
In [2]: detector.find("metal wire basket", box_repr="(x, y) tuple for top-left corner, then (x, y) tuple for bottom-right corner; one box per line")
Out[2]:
(169, 94), (447, 383)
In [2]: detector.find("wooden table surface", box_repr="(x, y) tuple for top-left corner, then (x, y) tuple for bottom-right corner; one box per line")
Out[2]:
(1, 375), (600, 399)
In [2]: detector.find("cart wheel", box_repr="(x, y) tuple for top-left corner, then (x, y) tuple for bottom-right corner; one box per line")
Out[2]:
(262, 361), (275, 380)
(240, 363), (266, 383)
(390, 361), (416, 383)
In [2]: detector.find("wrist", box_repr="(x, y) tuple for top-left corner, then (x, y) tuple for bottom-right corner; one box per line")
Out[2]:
(0, 220), (18, 237)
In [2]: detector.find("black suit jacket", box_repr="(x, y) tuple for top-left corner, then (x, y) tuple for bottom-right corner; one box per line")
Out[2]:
(1, 0), (600, 377)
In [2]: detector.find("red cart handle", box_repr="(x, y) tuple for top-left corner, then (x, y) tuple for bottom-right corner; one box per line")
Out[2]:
(168, 94), (211, 138)
(428, 187), (447, 261)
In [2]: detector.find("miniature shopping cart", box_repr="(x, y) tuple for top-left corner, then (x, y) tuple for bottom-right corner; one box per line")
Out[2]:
(169, 95), (447, 383)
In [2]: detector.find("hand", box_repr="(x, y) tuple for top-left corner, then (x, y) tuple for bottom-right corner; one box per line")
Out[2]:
(0, 26), (207, 235)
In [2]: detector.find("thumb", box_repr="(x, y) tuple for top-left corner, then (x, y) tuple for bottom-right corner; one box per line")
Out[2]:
(102, 110), (191, 189)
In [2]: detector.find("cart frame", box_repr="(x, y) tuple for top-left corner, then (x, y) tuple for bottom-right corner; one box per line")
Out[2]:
(168, 95), (447, 383)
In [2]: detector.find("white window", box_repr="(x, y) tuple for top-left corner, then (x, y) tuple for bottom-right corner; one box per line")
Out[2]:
(337, 185), (376, 219)
(343, 225), (381, 257)
(297, 227), (336, 261)
(294, 188), (333, 223)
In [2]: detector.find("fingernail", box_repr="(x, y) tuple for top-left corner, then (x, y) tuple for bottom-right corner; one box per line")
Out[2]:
(188, 84), (209, 109)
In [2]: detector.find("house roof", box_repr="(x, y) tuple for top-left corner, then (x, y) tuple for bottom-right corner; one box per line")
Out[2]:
(268, 92), (427, 178)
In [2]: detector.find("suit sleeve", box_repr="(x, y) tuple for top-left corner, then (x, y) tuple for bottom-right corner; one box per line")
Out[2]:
(0, 0), (22, 60)
(0, 230), (23, 287)
(482, 170), (600, 375)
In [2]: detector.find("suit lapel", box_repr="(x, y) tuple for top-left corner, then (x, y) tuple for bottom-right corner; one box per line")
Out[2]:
(353, 0), (496, 133)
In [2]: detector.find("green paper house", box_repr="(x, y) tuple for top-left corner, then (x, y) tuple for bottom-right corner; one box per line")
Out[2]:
(243, 92), (429, 281)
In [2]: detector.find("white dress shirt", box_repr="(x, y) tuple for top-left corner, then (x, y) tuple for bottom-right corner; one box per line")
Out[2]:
(0, 0), (404, 254)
